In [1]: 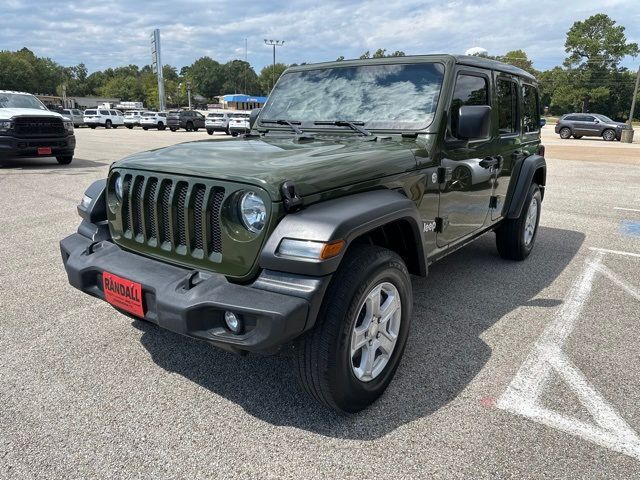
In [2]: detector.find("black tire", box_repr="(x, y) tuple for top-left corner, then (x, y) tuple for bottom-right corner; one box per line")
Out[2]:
(602, 129), (616, 141)
(225, 127), (230, 135)
(169, 127), (176, 132)
(207, 129), (213, 135)
(158, 122), (165, 130)
(293, 245), (413, 413)
(450, 166), (472, 191)
(231, 132), (238, 137)
(559, 127), (571, 139)
(56, 155), (73, 165)
(105, 120), (112, 129)
(142, 127), (148, 131)
(573, 134), (582, 139)
(186, 121), (194, 132)
(193, 127), (199, 132)
(496, 183), (542, 261)
(89, 125), (96, 129)
(126, 125), (133, 129)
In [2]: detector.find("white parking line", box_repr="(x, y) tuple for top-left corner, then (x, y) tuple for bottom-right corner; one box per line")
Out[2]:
(589, 247), (640, 258)
(497, 250), (640, 460)
(614, 207), (640, 213)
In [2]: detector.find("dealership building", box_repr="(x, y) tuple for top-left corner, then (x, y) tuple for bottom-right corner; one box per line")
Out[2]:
(220, 94), (268, 111)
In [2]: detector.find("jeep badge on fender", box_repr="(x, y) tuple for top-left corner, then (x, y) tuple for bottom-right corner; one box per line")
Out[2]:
(60, 54), (545, 413)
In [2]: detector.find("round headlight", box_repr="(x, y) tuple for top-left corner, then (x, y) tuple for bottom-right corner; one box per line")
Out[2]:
(114, 173), (124, 202)
(239, 191), (266, 233)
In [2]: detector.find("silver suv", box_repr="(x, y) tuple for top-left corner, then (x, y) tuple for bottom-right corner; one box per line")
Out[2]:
(555, 113), (631, 141)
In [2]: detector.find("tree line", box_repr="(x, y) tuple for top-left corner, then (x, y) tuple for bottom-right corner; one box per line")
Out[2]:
(0, 14), (637, 119)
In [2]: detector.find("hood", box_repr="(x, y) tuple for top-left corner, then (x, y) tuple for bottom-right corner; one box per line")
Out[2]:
(0, 108), (63, 120)
(114, 135), (419, 200)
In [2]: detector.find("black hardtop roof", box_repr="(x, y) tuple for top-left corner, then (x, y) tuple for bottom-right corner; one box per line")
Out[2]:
(286, 54), (537, 83)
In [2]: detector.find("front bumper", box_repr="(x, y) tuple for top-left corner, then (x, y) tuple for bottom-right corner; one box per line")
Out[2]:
(0, 134), (75, 158)
(60, 233), (328, 353)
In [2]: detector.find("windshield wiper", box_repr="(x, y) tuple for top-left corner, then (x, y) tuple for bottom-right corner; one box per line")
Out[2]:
(261, 119), (304, 135)
(314, 120), (372, 136)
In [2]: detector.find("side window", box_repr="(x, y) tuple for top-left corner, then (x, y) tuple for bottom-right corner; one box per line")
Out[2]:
(564, 115), (577, 121)
(450, 73), (489, 138)
(522, 84), (540, 133)
(99, 110), (109, 115)
(584, 115), (595, 122)
(496, 79), (518, 135)
(110, 110), (117, 116)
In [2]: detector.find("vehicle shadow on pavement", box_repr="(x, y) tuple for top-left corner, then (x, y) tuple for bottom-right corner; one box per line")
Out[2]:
(135, 226), (584, 439)
(0, 157), (107, 169)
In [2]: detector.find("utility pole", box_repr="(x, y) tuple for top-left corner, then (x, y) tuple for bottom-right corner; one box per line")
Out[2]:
(628, 65), (640, 128)
(151, 29), (165, 111)
(186, 81), (192, 110)
(264, 39), (284, 92)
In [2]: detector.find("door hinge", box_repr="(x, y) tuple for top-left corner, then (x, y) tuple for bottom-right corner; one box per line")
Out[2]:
(489, 195), (498, 209)
(437, 166), (452, 184)
(435, 216), (448, 233)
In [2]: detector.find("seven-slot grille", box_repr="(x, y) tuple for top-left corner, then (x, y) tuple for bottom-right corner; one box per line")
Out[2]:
(119, 173), (225, 258)
(14, 116), (65, 137)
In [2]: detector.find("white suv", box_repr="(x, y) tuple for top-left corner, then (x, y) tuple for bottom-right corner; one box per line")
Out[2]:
(205, 111), (231, 135)
(124, 110), (146, 129)
(83, 109), (125, 129)
(140, 112), (168, 131)
(228, 112), (251, 136)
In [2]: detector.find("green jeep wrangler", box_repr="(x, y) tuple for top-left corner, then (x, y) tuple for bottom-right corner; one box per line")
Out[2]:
(60, 55), (546, 413)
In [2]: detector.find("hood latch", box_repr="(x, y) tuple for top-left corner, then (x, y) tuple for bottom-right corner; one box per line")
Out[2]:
(281, 180), (304, 212)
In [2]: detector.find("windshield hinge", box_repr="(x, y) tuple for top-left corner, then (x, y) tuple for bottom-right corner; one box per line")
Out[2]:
(281, 181), (304, 212)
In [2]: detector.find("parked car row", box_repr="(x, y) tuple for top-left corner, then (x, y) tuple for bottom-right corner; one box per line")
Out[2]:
(73, 109), (252, 135)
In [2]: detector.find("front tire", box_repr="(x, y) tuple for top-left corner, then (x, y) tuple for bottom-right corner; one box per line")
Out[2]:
(56, 155), (73, 165)
(602, 129), (616, 141)
(105, 120), (112, 129)
(496, 183), (541, 260)
(559, 127), (571, 139)
(293, 245), (413, 413)
(158, 122), (165, 131)
(573, 134), (582, 139)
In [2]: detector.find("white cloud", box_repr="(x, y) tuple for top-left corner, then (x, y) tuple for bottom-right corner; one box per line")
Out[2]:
(0, 0), (637, 73)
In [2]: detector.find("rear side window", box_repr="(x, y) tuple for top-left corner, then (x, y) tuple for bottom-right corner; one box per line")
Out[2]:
(522, 85), (540, 133)
(564, 115), (578, 121)
(496, 79), (518, 135)
(85, 110), (96, 115)
(450, 73), (488, 138)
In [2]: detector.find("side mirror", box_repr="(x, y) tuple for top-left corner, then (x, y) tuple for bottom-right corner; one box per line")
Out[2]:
(594, 119), (600, 124)
(457, 105), (491, 139)
(540, 118), (546, 127)
(249, 108), (262, 129)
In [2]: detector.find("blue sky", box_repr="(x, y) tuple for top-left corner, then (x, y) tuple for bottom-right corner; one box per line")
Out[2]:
(2, 0), (639, 73)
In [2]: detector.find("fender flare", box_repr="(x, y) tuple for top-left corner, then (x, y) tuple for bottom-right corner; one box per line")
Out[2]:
(505, 154), (546, 219)
(260, 189), (428, 277)
(76, 179), (110, 242)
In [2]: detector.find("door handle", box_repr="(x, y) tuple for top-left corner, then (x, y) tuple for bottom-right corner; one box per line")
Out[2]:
(479, 156), (499, 169)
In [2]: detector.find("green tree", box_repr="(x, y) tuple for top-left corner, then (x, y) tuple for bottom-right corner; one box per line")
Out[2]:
(222, 60), (260, 95)
(359, 49), (405, 59)
(258, 62), (287, 94)
(187, 56), (224, 98)
(498, 50), (537, 75)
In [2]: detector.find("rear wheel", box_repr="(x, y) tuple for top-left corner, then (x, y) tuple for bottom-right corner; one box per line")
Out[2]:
(231, 131), (238, 137)
(89, 125), (96, 129)
(602, 129), (616, 141)
(142, 127), (148, 131)
(573, 134), (582, 139)
(158, 122), (165, 131)
(170, 127), (177, 132)
(559, 127), (571, 139)
(207, 129), (214, 135)
(126, 125), (133, 129)
(186, 121), (194, 132)
(496, 183), (541, 260)
(293, 245), (412, 413)
(56, 155), (73, 165)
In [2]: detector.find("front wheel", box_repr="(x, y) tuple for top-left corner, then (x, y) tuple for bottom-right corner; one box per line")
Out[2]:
(105, 120), (112, 129)
(573, 134), (582, 139)
(495, 183), (542, 260)
(602, 129), (616, 141)
(158, 122), (165, 131)
(293, 245), (413, 413)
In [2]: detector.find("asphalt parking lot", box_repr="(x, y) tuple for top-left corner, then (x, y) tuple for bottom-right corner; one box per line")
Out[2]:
(1, 125), (639, 479)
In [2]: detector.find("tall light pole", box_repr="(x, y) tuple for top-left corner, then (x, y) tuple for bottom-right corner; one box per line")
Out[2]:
(628, 65), (640, 128)
(186, 81), (192, 110)
(264, 39), (284, 92)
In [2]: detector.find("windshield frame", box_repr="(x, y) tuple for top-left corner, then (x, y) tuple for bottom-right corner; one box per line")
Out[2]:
(258, 60), (446, 133)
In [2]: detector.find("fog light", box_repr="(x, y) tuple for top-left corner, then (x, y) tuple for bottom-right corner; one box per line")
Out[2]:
(224, 311), (243, 334)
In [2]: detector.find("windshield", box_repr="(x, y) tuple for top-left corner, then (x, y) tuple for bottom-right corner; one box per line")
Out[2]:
(595, 114), (614, 123)
(260, 62), (445, 130)
(0, 93), (48, 111)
